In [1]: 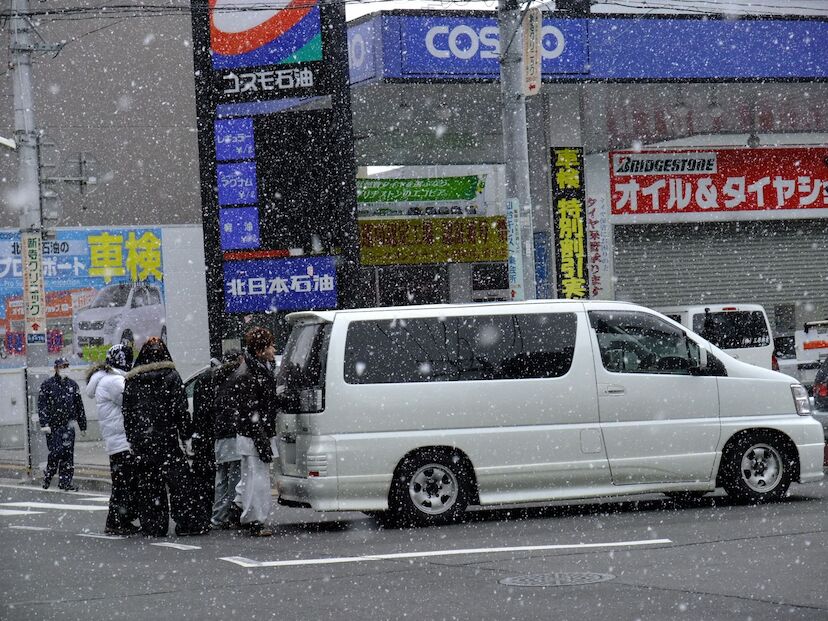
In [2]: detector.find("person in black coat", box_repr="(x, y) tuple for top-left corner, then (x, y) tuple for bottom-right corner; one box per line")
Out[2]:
(189, 350), (242, 531)
(38, 358), (87, 491)
(122, 337), (207, 537)
(209, 350), (244, 529)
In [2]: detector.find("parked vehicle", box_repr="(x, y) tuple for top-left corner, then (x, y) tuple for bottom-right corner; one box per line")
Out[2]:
(653, 304), (774, 369)
(275, 300), (824, 527)
(788, 320), (828, 392)
(814, 358), (828, 413)
(72, 282), (166, 358)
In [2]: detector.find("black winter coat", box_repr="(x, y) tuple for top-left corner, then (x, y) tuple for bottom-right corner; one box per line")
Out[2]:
(122, 361), (192, 457)
(220, 354), (278, 444)
(38, 375), (87, 431)
(212, 360), (242, 441)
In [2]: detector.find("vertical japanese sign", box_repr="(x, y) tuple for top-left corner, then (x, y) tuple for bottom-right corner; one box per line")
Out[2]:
(522, 8), (542, 96)
(22, 232), (46, 345)
(505, 198), (524, 301)
(0, 228), (165, 367)
(191, 0), (360, 356)
(551, 148), (589, 299)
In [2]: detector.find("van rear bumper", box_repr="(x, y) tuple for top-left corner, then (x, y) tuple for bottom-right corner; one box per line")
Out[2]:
(277, 474), (338, 511)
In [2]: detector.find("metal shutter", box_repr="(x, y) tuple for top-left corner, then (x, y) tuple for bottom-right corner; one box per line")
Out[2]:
(613, 219), (828, 324)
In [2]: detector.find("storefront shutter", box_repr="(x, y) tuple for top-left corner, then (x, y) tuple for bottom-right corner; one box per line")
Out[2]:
(613, 219), (828, 328)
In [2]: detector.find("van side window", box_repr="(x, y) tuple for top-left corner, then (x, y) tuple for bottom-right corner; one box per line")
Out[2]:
(344, 313), (577, 384)
(589, 311), (697, 375)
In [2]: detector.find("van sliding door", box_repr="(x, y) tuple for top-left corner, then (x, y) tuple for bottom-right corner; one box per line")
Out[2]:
(588, 309), (721, 485)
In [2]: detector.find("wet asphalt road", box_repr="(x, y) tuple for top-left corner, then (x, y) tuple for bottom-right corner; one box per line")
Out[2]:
(1, 478), (826, 621)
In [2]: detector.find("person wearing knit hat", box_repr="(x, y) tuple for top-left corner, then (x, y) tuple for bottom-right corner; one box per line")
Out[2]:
(86, 344), (139, 535)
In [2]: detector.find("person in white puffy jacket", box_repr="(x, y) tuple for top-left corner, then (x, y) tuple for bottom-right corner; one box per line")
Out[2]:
(85, 344), (140, 535)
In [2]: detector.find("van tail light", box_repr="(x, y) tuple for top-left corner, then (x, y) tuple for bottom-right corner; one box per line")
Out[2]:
(791, 384), (812, 416)
(772, 354), (779, 371)
(815, 382), (828, 399)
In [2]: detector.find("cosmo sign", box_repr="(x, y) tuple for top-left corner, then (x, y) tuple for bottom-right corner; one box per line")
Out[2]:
(400, 16), (588, 76)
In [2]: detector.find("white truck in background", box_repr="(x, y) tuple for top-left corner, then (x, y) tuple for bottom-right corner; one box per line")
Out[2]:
(653, 304), (775, 370)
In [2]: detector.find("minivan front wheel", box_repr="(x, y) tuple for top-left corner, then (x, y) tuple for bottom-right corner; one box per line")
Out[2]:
(721, 434), (792, 503)
(390, 450), (469, 527)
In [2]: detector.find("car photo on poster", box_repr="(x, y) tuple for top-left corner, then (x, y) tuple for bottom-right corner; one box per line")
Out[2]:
(72, 281), (166, 359)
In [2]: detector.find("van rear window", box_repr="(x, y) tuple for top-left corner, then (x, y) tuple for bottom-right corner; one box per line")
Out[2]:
(277, 322), (330, 395)
(344, 313), (577, 384)
(692, 311), (770, 349)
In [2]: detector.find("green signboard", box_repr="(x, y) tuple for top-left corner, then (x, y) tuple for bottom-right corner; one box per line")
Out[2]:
(356, 176), (485, 203)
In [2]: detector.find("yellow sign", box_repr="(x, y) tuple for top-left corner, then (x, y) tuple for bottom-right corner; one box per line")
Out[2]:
(359, 217), (507, 266)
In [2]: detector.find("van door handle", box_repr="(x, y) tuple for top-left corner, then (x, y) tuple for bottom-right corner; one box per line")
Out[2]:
(601, 384), (626, 396)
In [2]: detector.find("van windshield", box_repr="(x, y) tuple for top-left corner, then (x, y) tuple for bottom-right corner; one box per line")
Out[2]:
(693, 311), (770, 349)
(277, 321), (330, 396)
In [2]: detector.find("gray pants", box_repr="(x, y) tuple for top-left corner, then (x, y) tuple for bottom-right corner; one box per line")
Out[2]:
(211, 460), (241, 526)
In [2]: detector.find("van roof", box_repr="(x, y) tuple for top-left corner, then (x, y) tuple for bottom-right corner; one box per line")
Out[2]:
(286, 299), (642, 324)
(653, 303), (767, 315)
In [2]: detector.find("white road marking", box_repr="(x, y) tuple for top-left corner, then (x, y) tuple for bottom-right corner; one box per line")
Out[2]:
(0, 502), (107, 512)
(9, 525), (51, 531)
(152, 542), (202, 551)
(79, 496), (110, 502)
(77, 533), (127, 540)
(220, 538), (674, 569)
(0, 509), (45, 516)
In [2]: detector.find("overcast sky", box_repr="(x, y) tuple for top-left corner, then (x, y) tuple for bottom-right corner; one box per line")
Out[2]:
(345, 0), (828, 21)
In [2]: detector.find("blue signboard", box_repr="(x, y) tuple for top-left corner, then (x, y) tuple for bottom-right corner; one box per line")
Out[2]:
(223, 256), (338, 313)
(217, 162), (258, 206)
(215, 118), (255, 161)
(398, 16), (588, 77)
(588, 18), (828, 80)
(363, 14), (828, 81)
(219, 207), (261, 250)
(348, 19), (378, 84)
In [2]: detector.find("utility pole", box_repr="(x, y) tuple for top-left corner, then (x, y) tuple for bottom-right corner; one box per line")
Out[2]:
(498, 0), (536, 300)
(10, 0), (49, 368)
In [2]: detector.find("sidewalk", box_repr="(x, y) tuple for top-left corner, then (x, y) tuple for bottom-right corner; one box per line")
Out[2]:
(0, 440), (112, 493)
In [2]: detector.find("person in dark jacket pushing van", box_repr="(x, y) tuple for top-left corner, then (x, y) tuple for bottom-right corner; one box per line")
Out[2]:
(39, 358), (87, 491)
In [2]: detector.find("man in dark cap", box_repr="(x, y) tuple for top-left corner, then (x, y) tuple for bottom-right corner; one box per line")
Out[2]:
(38, 358), (87, 491)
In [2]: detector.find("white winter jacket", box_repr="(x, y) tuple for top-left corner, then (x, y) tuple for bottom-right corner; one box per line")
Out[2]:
(86, 368), (130, 456)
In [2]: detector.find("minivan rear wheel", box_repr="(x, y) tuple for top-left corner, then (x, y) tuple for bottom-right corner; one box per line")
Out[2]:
(389, 450), (470, 527)
(721, 433), (792, 504)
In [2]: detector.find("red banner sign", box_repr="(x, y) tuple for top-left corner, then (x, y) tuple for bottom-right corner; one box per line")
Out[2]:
(610, 147), (828, 215)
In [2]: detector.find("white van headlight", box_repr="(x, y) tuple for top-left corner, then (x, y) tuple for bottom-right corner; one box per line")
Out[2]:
(791, 384), (812, 416)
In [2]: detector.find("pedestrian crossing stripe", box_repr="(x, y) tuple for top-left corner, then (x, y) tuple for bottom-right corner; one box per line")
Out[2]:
(0, 502), (108, 511)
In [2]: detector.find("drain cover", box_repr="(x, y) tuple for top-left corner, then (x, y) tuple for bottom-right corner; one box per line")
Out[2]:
(499, 572), (616, 588)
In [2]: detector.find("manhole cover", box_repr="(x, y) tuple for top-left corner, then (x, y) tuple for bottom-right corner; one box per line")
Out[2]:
(499, 572), (616, 587)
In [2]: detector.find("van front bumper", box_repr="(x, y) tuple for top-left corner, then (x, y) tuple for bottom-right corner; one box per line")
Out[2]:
(277, 474), (338, 512)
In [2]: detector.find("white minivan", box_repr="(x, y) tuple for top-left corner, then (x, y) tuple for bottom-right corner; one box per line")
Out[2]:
(653, 304), (774, 369)
(275, 300), (823, 526)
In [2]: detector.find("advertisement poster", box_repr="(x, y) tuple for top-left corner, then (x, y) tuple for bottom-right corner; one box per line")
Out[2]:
(551, 147), (589, 299)
(610, 147), (828, 217)
(356, 175), (488, 218)
(0, 228), (165, 367)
